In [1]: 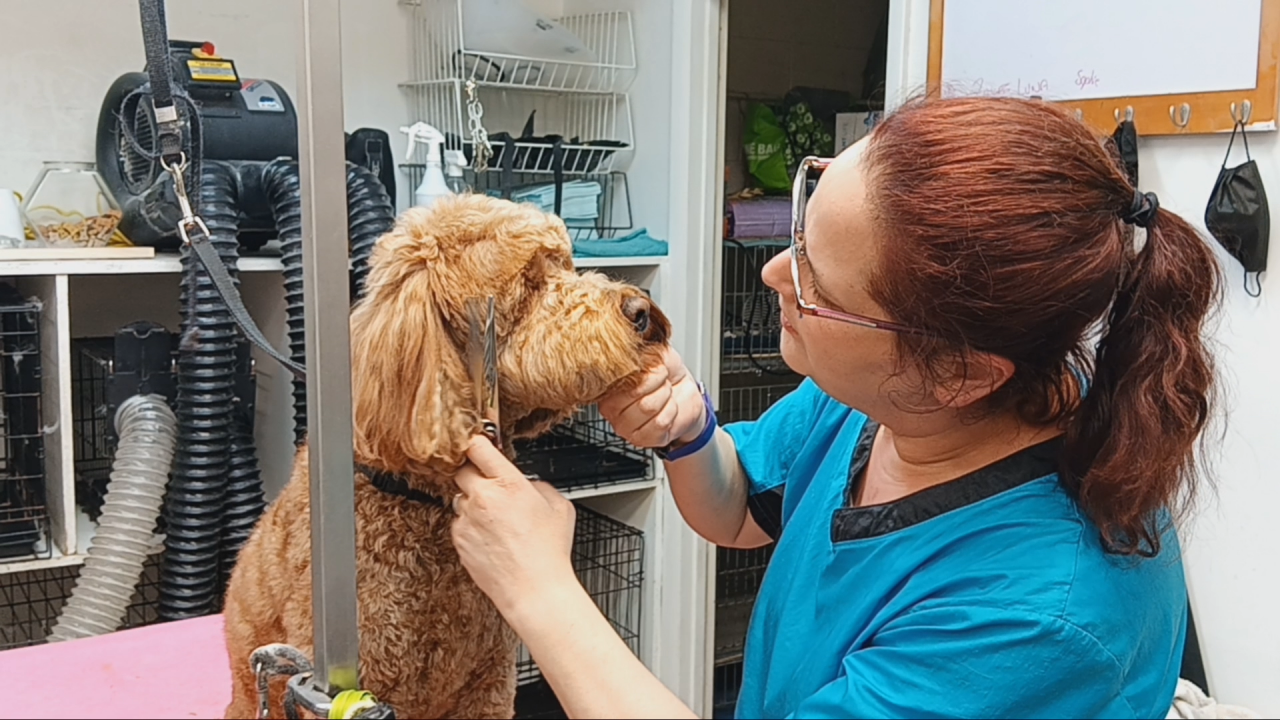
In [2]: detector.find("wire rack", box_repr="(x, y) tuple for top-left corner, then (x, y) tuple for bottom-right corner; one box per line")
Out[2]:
(0, 284), (50, 563)
(513, 404), (653, 492)
(399, 168), (633, 243)
(721, 240), (790, 376)
(516, 504), (644, 688)
(0, 554), (164, 651)
(403, 1), (636, 94)
(403, 81), (635, 175)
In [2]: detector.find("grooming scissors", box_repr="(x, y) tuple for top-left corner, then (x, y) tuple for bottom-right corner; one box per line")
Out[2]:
(466, 296), (502, 449)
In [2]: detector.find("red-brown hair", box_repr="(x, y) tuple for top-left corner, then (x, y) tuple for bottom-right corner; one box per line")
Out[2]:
(862, 96), (1219, 556)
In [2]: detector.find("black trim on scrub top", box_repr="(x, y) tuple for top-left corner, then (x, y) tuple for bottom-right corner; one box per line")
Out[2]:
(745, 419), (1063, 545)
(831, 420), (1063, 543)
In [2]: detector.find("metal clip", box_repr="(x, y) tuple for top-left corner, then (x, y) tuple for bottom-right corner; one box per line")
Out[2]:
(285, 674), (335, 720)
(160, 153), (212, 246)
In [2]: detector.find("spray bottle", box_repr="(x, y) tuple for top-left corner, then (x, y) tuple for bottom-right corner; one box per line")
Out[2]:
(400, 122), (452, 209)
(444, 150), (470, 195)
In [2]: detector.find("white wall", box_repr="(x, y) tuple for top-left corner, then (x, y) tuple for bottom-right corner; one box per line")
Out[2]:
(887, 1), (1280, 713)
(0, 0), (411, 207)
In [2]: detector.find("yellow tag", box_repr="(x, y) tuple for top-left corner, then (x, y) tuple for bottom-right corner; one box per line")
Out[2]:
(187, 59), (238, 82)
(329, 690), (378, 719)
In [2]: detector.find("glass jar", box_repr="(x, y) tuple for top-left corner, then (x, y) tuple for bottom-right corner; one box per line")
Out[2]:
(20, 162), (123, 248)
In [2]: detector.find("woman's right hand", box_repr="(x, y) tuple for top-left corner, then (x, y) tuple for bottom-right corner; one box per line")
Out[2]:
(599, 346), (707, 450)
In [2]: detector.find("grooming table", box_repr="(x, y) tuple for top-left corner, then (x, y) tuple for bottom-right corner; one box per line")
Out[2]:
(0, 614), (231, 719)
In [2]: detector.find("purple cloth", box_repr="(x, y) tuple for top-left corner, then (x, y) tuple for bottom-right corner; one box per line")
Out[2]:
(727, 196), (791, 239)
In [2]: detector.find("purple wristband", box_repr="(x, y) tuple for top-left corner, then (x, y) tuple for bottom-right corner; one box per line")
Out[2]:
(657, 382), (718, 462)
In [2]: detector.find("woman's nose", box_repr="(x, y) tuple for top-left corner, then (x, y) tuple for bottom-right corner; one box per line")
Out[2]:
(761, 249), (792, 298)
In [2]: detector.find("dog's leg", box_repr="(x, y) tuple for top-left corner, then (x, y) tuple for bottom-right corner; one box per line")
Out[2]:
(444, 641), (518, 720)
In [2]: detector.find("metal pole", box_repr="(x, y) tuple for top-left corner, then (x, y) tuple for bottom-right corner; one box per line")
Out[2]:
(296, 0), (361, 695)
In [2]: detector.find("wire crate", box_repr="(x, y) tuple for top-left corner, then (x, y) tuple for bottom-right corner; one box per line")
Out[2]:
(403, 1), (636, 95)
(721, 240), (790, 376)
(0, 554), (165, 651)
(0, 284), (50, 563)
(399, 168), (633, 243)
(712, 660), (745, 719)
(70, 338), (114, 522)
(515, 504), (643, 686)
(403, 80), (635, 175)
(715, 544), (773, 663)
(513, 404), (653, 492)
(717, 376), (804, 427)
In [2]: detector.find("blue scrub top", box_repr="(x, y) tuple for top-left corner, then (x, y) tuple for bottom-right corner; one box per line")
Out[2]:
(721, 379), (1187, 719)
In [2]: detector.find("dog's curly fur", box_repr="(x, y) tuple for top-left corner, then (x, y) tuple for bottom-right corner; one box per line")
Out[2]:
(222, 194), (670, 719)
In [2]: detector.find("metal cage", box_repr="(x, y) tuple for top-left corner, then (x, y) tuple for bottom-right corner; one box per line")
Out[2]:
(0, 284), (50, 564)
(513, 404), (654, 492)
(515, 504), (644, 693)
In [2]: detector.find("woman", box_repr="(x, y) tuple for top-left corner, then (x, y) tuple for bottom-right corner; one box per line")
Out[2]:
(450, 96), (1220, 719)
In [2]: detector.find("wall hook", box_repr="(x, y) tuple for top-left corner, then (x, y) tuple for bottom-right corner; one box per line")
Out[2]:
(1114, 106), (1134, 123)
(1230, 99), (1253, 125)
(1073, 108), (1084, 122)
(1169, 103), (1191, 129)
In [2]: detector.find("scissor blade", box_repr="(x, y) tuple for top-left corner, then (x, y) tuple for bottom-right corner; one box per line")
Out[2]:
(466, 297), (501, 447)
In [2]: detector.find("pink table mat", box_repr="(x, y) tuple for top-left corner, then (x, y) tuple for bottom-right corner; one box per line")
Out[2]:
(0, 614), (232, 719)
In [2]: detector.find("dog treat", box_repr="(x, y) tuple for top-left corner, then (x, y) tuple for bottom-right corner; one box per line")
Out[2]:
(35, 210), (122, 247)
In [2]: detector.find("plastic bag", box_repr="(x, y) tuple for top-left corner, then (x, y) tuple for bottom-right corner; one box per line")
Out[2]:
(744, 103), (791, 193)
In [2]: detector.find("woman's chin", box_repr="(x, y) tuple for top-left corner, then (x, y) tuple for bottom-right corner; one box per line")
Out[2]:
(778, 335), (806, 375)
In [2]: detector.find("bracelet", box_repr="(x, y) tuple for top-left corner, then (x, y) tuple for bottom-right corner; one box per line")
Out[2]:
(656, 381), (718, 462)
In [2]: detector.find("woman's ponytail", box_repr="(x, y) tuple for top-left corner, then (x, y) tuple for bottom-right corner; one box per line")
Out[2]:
(1063, 201), (1220, 556)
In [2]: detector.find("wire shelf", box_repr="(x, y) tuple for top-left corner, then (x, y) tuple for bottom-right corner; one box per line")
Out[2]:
(403, 81), (634, 174)
(405, 1), (636, 94)
(513, 404), (653, 492)
(399, 168), (633, 243)
(721, 241), (791, 376)
(0, 554), (164, 651)
(0, 284), (50, 564)
(516, 504), (643, 688)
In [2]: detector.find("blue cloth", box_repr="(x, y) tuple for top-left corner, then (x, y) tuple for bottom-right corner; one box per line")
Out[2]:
(722, 379), (1187, 719)
(572, 228), (668, 258)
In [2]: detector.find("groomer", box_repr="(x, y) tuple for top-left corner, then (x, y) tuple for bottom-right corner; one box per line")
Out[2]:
(449, 96), (1219, 719)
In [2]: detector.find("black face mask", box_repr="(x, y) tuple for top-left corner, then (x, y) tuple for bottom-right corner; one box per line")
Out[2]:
(1205, 121), (1270, 296)
(1111, 119), (1139, 186)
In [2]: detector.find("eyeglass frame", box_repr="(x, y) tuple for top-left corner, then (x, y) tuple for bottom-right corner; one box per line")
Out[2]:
(790, 155), (924, 335)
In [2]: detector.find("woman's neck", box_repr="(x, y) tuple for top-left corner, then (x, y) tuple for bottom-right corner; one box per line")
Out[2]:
(859, 412), (1061, 507)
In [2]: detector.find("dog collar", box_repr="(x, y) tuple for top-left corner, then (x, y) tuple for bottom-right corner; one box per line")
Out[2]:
(357, 463), (449, 509)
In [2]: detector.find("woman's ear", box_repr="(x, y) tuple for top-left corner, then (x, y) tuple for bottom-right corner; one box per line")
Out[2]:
(932, 350), (1016, 410)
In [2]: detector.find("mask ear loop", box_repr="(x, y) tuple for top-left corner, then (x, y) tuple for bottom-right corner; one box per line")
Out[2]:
(1244, 270), (1263, 298)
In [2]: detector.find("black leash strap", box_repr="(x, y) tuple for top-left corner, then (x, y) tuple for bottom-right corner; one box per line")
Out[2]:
(138, 0), (307, 381)
(138, 0), (184, 168)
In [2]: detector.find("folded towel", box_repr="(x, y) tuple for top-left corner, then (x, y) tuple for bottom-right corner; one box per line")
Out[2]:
(572, 228), (668, 258)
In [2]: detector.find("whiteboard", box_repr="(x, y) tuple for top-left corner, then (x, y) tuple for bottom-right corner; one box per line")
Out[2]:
(939, 0), (1264, 102)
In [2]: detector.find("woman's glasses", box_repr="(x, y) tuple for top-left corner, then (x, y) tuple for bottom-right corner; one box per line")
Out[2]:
(789, 156), (923, 335)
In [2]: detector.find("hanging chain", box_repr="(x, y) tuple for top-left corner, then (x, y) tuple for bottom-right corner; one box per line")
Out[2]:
(465, 80), (492, 173)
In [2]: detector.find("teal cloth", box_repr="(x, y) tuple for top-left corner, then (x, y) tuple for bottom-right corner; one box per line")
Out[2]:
(572, 228), (668, 258)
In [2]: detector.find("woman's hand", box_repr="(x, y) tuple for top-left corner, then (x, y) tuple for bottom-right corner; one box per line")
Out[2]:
(451, 435), (579, 619)
(599, 345), (706, 450)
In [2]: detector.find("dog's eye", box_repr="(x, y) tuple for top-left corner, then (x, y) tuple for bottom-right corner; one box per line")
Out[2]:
(622, 297), (651, 334)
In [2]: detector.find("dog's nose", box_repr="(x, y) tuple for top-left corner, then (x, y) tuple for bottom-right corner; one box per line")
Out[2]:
(622, 296), (651, 335)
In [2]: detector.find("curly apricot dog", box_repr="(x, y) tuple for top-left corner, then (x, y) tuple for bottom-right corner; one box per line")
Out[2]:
(222, 194), (669, 718)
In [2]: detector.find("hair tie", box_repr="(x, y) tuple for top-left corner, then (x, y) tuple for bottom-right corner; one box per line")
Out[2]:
(1121, 189), (1160, 228)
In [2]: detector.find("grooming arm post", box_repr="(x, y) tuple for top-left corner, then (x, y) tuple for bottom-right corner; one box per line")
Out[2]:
(296, 0), (361, 696)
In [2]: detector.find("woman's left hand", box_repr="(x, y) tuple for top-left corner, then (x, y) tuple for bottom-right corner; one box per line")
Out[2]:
(451, 435), (579, 618)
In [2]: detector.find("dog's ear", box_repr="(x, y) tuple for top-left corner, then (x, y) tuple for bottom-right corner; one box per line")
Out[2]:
(349, 220), (473, 472)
